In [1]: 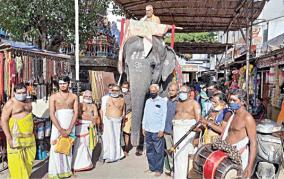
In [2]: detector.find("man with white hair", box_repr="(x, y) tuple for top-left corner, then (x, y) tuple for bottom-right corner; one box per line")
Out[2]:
(142, 84), (167, 176)
(140, 4), (161, 24)
(174, 85), (201, 179)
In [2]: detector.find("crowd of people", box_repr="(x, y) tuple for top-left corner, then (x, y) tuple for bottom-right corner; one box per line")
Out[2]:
(0, 75), (261, 178)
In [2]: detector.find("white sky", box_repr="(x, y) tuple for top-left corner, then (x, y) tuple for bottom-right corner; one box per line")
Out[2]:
(107, 3), (124, 31)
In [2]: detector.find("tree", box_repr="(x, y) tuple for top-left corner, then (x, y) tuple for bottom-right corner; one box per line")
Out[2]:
(0, 0), (121, 50)
(164, 32), (217, 43)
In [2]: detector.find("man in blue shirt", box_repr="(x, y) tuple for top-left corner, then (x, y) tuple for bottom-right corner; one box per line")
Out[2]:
(164, 83), (179, 176)
(142, 84), (167, 177)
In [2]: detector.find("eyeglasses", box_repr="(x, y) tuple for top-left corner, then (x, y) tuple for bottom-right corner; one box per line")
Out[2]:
(59, 83), (67, 85)
(112, 90), (120, 92)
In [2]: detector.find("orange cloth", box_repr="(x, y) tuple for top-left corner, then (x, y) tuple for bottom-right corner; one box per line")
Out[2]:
(277, 101), (284, 123)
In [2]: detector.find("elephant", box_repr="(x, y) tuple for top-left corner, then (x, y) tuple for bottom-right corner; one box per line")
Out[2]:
(122, 36), (177, 146)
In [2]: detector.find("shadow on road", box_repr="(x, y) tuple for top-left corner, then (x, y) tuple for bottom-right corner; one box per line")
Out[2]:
(31, 158), (49, 179)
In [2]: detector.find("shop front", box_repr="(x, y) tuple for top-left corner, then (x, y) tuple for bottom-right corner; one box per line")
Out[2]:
(256, 48), (284, 121)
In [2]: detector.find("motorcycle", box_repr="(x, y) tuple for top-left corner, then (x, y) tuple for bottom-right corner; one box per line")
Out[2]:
(255, 119), (284, 179)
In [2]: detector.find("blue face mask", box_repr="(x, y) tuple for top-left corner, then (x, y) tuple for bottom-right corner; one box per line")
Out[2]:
(179, 92), (188, 101)
(229, 103), (241, 110)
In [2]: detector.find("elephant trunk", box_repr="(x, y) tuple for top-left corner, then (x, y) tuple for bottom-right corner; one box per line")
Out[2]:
(129, 73), (150, 146)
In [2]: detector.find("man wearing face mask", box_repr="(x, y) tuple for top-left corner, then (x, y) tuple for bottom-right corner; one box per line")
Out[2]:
(121, 81), (132, 156)
(222, 89), (256, 178)
(173, 85), (201, 179)
(48, 76), (78, 178)
(101, 84), (125, 162)
(1, 83), (36, 179)
(200, 92), (233, 144)
(142, 84), (167, 177)
(72, 90), (99, 172)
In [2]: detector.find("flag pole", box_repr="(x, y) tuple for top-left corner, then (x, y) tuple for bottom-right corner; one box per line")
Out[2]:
(75, 0), (80, 95)
(75, 0), (79, 81)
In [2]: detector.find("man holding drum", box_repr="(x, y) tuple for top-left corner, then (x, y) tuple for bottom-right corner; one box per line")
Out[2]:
(223, 89), (257, 178)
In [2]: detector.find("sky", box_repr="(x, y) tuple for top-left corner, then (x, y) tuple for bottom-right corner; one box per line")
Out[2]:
(107, 3), (123, 31)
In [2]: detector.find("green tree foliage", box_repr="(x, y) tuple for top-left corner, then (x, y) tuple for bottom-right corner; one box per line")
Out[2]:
(0, 0), (120, 50)
(165, 32), (217, 43)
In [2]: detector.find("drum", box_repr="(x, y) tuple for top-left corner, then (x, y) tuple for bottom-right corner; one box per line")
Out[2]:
(193, 144), (242, 179)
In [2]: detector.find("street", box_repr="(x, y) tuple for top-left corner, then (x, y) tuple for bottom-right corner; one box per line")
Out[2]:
(0, 144), (170, 179)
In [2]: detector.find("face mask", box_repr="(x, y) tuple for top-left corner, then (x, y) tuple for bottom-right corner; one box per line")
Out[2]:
(207, 90), (214, 98)
(111, 93), (119, 98)
(83, 99), (92, 104)
(150, 93), (158, 99)
(15, 93), (27, 102)
(179, 92), (188, 101)
(229, 103), (241, 111)
(122, 88), (128, 93)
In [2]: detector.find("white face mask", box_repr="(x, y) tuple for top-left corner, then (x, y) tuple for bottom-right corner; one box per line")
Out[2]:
(122, 88), (128, 93)
(15, 93), (27, 102)
(83, 99), (92, 104)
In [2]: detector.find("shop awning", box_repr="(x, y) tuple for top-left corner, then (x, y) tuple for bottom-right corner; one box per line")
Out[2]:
(113, 0), (266, 32)
(0, 41), (71, 61)
(256, 48), (284, 68)
(167, 42), (233, 54)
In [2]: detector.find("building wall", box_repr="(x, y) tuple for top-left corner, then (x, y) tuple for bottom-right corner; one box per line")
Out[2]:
(259, 0), (284, 41)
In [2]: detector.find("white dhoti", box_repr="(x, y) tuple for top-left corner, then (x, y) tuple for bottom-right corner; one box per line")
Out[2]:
(102, 116), (125, 162)
(222, 114), (249, 170)
(173, 119), (196, 179)
(48, 109), (75, 179)
(72, 120), (93, 172)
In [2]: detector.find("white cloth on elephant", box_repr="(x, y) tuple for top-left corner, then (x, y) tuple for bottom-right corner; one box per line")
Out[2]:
(222, 114), (249, 170)
(118, 19), (170, 74)
(173, 119), (196, 179)
(48, 109), (75, 178)
(102, 116), (125, 162)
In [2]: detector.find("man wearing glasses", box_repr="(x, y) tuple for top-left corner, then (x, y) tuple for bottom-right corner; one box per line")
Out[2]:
(72, 90), (99, 172)
(48, 76), (78, 178)
(101, 84), (125, 162)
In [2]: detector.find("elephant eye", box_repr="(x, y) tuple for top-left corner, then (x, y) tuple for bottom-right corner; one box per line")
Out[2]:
(150, 62), (155, 69)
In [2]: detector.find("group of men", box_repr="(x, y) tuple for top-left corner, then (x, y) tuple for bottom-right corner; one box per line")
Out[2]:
(0, 76), (132, 178)
(142, 82), (256, 178)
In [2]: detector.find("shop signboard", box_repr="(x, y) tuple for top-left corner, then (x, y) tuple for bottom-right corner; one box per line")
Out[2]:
(181, 64), (198, 72)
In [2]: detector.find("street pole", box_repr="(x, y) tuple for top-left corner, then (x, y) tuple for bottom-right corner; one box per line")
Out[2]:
(245, 26), (250, 109)
(75, 0), (80, 95)
(224, 32), (229, 82)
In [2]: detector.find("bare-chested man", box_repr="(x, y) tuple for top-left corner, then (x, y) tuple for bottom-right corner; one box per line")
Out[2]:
(72, 90), (99, 171)
(101, 84), (125, 162)
(48, 76), (78, 178)
(140, 4), (161, 24)
(1, 83), (36, 178)
(173, 85), (201, 179)
(222, 89), (256, 178)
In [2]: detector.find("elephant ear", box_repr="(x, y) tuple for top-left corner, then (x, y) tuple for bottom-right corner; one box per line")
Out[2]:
(161, 46), (176, 82)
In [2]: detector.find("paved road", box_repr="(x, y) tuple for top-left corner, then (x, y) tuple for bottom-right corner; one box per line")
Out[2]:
(1, 143), (284, 178)
(0, 144), (171, 179)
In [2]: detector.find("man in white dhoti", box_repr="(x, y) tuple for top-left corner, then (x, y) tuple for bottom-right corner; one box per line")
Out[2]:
(100, 84), (125, 162)
(222, 89), (256, 178)
(72, 90), (99, 172)
(48, 76), (79, 178)
(173, 85), (201, 179)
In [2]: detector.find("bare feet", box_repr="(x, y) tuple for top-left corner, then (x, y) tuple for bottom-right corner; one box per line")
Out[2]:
(144, 169), (154, 174)
(124, 151), (129, 156)
(154, 172), (161, 177)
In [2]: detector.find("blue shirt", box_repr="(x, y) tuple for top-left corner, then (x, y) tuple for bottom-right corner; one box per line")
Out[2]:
(142, 96), (167, 133)
(164, 98), (178, 134)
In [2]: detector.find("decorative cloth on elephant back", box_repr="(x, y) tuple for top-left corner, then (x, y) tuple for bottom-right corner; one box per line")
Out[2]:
(118, 19), (170, 73)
